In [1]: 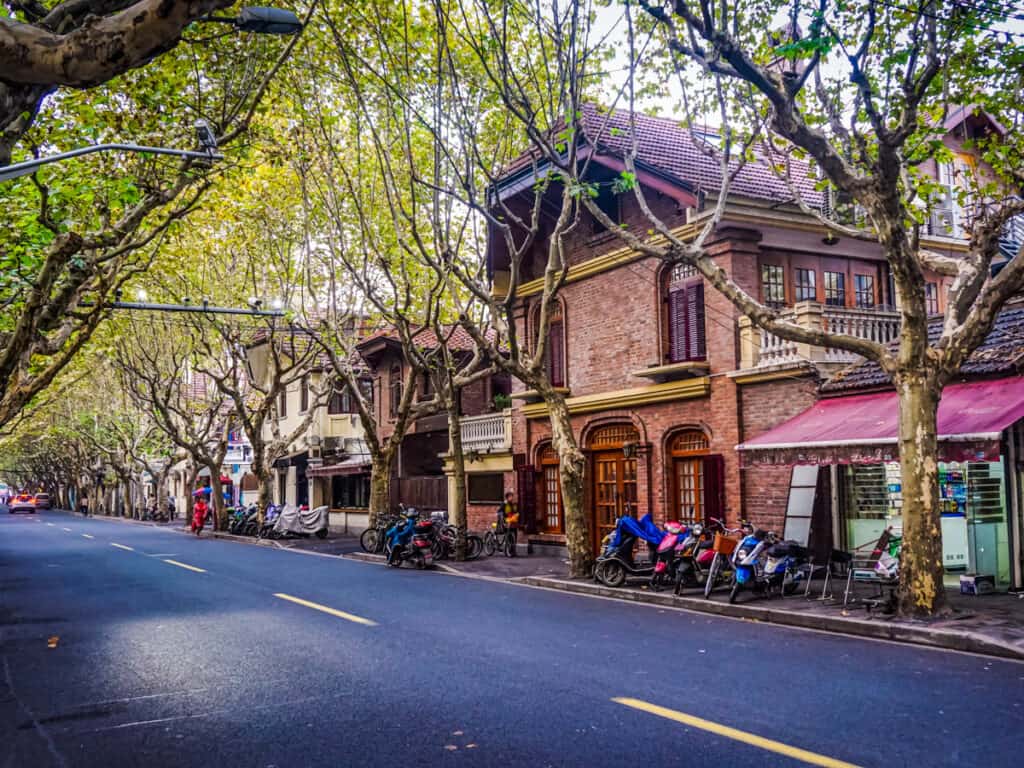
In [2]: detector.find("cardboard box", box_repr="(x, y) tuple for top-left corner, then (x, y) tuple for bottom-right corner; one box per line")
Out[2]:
(959, 574), (995, 595)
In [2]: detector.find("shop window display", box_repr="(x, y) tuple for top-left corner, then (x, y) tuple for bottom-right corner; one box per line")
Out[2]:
(844, 460), (1009, 587)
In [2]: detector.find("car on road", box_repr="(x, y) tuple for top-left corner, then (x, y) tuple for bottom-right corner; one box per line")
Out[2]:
(34, 493), (51, 510)
(9, 493), (36, 514)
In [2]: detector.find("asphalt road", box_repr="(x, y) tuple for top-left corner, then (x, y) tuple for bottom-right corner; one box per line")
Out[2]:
(2, 508), (1022, 768)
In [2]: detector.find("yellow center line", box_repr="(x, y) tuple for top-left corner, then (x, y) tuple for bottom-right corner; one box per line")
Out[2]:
(82, 534), (94, 539)
(110, 543), (134, 551)
(163, 559), (206, 573)
(273, 593), (378, 627)
(612, 698), (862, 768)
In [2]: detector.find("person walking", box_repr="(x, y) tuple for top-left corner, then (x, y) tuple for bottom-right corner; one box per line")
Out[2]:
(192, 495), (209, 536)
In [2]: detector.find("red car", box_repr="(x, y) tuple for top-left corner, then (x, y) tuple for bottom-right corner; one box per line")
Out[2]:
(9, 493), (36, 514)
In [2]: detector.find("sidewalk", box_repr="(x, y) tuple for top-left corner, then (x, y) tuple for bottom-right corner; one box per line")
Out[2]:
(517, 575), (1024, 661)
(345, 549), (568, 579)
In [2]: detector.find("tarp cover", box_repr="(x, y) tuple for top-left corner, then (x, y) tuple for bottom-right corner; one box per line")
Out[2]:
(272, 504), (329, 535)
(737, 377), (1024, 466)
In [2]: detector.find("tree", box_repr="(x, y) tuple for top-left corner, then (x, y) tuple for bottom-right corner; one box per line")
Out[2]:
(455, 0), (1024, 613)
(202, 319), (327, 523)
(0, 0), (241, 162)
(295, 0), (595, 574)
(113, 316), (234, 528)
(0, 2), (309, 431)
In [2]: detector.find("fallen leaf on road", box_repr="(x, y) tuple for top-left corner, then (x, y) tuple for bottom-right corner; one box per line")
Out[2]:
(466, 744), (477, 749)
(47, 636), (59, 648)
(444, 745), (458, 751)
(452, 731), (463, 736)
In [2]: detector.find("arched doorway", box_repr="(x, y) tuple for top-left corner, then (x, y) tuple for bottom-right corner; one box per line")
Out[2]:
(667, 429), (723, 525)
(588, 424), (640, 552)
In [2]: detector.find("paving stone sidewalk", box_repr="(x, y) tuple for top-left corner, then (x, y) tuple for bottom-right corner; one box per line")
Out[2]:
(517, 575), (1024, 661)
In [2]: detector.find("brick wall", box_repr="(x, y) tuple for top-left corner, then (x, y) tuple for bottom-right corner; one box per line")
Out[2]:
(738, 375), (820, 531)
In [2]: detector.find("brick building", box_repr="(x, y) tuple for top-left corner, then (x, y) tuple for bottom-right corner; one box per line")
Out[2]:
(489, 104), (983, 555)
(356, 326), (511, 519)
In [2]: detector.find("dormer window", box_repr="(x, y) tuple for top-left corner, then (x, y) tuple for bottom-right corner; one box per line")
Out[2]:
(589, 183), (620, 234)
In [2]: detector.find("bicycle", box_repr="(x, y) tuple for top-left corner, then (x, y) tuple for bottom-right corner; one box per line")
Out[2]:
(483, 519), (517, 557)
(360, 511), (401, 554)
(701, 518), (751, 599)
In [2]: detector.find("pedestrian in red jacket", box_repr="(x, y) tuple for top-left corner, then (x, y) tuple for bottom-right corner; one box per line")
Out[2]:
(192, 497), (209, 536)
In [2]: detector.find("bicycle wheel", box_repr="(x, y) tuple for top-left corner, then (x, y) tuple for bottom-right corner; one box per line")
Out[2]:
(360, 528), (379, 553)
(502, 532), (516, 557)
(466, 535), (484, 560)
(482, 531), (496, 557)
(703, 555), (720, 599)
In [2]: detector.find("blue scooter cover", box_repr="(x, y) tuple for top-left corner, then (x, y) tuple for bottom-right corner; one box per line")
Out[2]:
(609, 513), (664, 548)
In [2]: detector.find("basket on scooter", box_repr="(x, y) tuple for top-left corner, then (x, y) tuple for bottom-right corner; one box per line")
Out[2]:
(414, 520), (434, 533)
(712, 532), (739, 555)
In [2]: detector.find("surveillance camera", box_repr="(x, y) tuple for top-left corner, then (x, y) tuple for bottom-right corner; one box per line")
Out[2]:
(182, 296), (192, 304)
(247, 297), (263, 309)
(195, 119), (218, 153)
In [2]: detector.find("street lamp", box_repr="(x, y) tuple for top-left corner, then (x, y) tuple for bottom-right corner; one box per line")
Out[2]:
(199, 6), (304, 35)
(0, 119), (222, 183)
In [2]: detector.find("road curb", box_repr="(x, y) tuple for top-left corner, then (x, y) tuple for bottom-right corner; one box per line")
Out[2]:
(518, 576), (1024, 662)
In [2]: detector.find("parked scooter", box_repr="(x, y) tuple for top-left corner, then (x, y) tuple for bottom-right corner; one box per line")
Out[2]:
(264, 504), (329, 540)
(593, 509), (663, 587)
(729, 529), (775, 603)
(649, 521), (689, 591)
(256, 503), (282, 538)
(384, 506), (433, 569)
(763, 539), (810, 596)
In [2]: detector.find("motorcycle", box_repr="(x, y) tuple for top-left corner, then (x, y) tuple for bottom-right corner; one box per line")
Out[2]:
(265, 504), (330, 540)
(670, 522), (719, 592)
(593, 511), (663, 588)
(649, 521), (689, 592)
(763, 539), (810, 596)
(256, 503), (282, 538)
(384, 507), (433, 569)
(229, 503), (258, 535)
(729, 529), (779, 603)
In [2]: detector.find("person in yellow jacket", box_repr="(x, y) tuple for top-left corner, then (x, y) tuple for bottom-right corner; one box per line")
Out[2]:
(501, 491), (519, 557)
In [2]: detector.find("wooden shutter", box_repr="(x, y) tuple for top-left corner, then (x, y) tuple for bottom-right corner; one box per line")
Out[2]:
(686, 283), (706, 360)
(668, 287), (687, 363)
(516, 463), (538, 534)
(547, 320), (564, 387)
(702, 454), (725, 525)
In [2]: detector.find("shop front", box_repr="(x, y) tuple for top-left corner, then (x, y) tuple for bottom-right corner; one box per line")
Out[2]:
(738, 378), (1024, 591)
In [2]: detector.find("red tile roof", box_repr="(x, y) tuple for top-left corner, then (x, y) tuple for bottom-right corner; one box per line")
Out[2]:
(822, 303), (1024, 394)
(357, 325), (486, 353)
(502, 103), (822, 206)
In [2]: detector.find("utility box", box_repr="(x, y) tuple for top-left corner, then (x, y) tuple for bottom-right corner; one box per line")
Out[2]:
(959, 573), (995, 595)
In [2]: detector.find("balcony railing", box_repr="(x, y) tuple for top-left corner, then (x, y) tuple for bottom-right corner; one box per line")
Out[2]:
(739, 302), (900, 370)
(457, 409), (512, 453)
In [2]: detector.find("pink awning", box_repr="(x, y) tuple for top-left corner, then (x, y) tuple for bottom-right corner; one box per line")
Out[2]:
(737, 377), (1024, 466)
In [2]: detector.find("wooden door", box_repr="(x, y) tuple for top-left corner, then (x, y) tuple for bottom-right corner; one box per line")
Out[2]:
(593, 451), (638, 552)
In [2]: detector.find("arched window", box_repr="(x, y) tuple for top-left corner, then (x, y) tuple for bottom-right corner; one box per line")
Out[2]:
(665, 264), (706, 363)
(388, 364), (402, 419)
(534, 303), (567, 387)
(668, 429), (715, 524)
